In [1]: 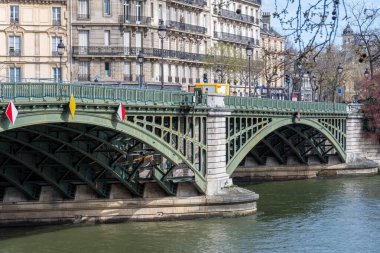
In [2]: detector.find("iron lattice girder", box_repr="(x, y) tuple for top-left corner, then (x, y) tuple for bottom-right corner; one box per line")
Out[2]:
(0, 136), (78, 199)
(21, 127), (144, 197)
(0, 155), (41, 200)
(274, 130), (307, 164)
(286, 126), (328, 163)
(226, 117), (346, 175)
(0, 132), (108, 198)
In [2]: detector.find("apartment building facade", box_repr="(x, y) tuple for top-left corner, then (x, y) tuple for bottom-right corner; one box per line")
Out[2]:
(69, 0), (262, 91)
(0, 0), (68, 82)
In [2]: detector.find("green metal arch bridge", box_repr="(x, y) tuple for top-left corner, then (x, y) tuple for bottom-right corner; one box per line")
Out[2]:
(0, 83), (347, 200)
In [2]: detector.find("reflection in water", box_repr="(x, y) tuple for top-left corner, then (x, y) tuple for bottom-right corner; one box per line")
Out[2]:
(1, 177), (380, 253)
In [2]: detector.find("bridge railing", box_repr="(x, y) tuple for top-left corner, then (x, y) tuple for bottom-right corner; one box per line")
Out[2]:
(0, 83), (208, 107)
(224, 96), (347, 113)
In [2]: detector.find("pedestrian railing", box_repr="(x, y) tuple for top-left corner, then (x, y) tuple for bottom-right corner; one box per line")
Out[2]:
(0, 83), (207, 107)
(224, 96), (347, 113)
(0, 83), (346, 113)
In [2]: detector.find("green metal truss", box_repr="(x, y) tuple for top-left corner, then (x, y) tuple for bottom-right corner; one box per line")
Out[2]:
(226, 116), (346, 175)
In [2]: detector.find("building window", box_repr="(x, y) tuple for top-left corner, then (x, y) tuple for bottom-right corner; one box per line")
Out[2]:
(104, 0), (111, 16)
(123, 0), (130, 21)
(78, 0), (89, 19)
(105, 62), (111, 77)
(52, 67), (61, 82)
(9, 67), (21, 82)
(124, 62), (131, 81)
(10, 6), (19, 23)
(150, 2), (154, 18)
(52, 36), (62, 55)
(8, 36), (21, 56)
(104, 31), (110, 46)
(158, 4), (162, 20)
(136, 0), (142, 22)
(204, 14), (207, 28)
(78, 61), (90, 81)
(52, 7), (61, 26)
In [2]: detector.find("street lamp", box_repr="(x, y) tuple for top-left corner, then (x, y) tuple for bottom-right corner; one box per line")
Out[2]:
(57, 39), (65, 83)
(311, 75), (318, 102)
(216, 67), (222, 83)
(246, 40), (253, 97)
(336, 63), (343, 102)
(137, 50), (144, 89)
(364, 68), (370, 79)
(158, 19), (167, 90)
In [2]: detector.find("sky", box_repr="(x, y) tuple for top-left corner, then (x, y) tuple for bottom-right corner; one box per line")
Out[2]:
(261, 0), (380, 45)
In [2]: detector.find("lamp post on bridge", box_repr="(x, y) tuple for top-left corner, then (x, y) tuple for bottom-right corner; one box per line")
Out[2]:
(158, 20), (167, 90)
(336, 63), (343, 103)
(57, 39), (65, 83)
(137, 50), (144, 89)
(246, 40), (253, 97)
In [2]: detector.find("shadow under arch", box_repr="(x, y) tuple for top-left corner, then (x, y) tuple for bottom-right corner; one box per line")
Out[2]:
(0, 111), (206, 192)
(226, 118), (346, 175)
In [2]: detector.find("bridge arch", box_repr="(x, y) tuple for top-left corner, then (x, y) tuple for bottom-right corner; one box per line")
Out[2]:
(0, 109), (206, 199)
(226, 118), (346, 175)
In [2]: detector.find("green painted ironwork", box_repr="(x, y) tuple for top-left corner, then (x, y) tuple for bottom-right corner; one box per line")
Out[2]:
(224, 96), (347, 113)
(0, 82), (207, 106)
(0, 159), (41, 200)
(226, 117), (346, 175)
(0, 83), (351, 197)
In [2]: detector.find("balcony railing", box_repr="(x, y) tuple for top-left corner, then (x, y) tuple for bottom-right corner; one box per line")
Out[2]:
(214, 8), (254, 23)
(167, 0), (207, 7)
(9, 49), (21, 56)
(72, 46), (203, 61)
(10, 17), (19, 24)
(77, 14), (90, 20)
(53, 19), (61, 26)
(213, 31), (253, 45)
(255, 18), (260, 25)
(168, 20), (207, 34)
(119, 15), (151, 26)
(124, 74), (133, 81)
(78, 74), (90, 81)
(245, 0), (262, 5)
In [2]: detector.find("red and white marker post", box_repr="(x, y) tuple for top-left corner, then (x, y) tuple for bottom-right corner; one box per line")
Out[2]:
(5, 101), (18, 125)
(117, 102), (126, 121)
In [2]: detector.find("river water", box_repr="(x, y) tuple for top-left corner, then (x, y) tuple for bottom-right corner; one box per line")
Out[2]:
(1, 176), (380, 253)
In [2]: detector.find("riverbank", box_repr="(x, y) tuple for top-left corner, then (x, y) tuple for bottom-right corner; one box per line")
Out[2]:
(233, 159), (378, 182)
(0, 185), (258, 227)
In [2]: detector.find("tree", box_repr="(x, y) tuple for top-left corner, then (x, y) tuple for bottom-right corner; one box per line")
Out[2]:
(349, 2), (380, 77)
(203, 43), (242, 84)
(360, 74), (380, 136)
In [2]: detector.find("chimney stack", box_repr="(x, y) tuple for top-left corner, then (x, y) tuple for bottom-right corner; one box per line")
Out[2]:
(262, 12), (271, 30)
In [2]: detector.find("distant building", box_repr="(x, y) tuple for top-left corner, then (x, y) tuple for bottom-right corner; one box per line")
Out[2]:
(0, 0), (68, 83)
(259, 12), (286, 99)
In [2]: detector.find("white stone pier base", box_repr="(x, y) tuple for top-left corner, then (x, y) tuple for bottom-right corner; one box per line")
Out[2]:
(206, 108), (233, 195)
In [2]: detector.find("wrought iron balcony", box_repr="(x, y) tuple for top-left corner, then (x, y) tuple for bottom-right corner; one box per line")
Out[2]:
(78, 74), (90, 81)
(255, 18), (260, 25)
(53, 19), (61, 26)
(213, 32), (253, 45)
(77, 14), (90, 20)
(168, 20), (207, 34)
(167, 0), (207, 8)
(119, 15), (151, 26)
(8, 49), (21, 56)
(10, 17), (19, 24)
(73, 46), (203, 61)
(214, 8), (254, 23)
